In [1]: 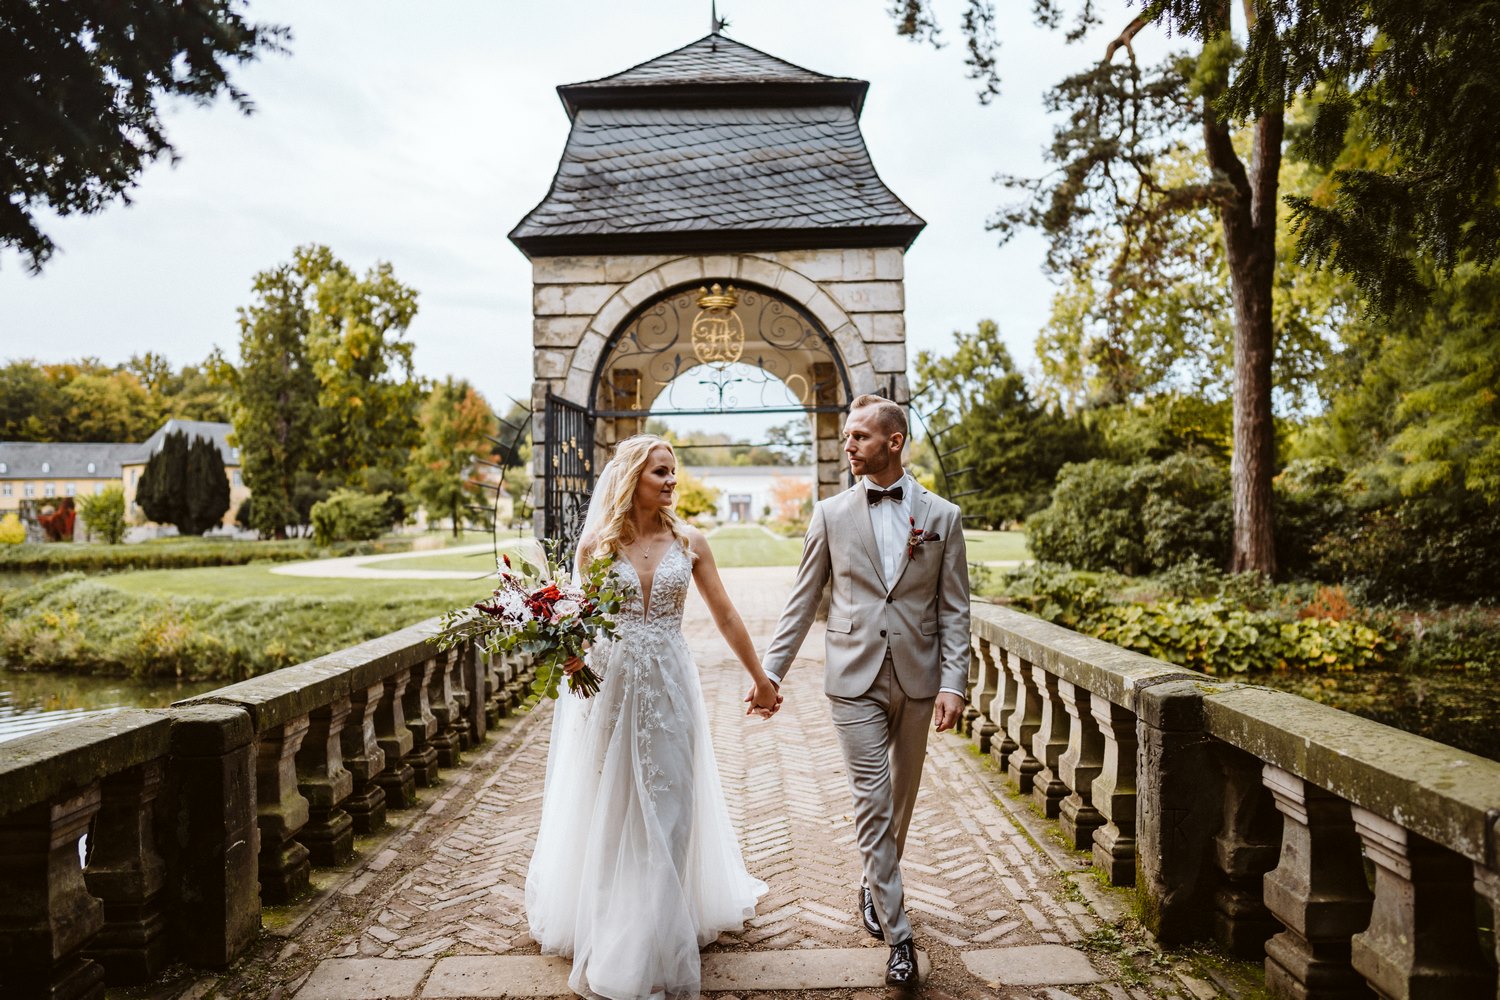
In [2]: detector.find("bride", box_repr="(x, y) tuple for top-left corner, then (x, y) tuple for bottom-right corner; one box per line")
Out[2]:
(525, 434), (782, 1000)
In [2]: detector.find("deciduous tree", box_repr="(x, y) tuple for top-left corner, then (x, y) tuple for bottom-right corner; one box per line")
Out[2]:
(409, 378), (494, 537)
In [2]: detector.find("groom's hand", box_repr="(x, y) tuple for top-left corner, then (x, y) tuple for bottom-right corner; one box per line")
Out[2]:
(745, 676), (782, 719)
(933, 692), (965, 733)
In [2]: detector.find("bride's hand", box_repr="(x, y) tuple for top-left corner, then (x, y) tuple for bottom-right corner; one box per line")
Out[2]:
(745, 677), (781, 719)
(563, 654), (585, 676)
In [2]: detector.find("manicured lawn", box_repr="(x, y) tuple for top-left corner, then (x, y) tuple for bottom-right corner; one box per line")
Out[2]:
(704, 526), (806, 567)
(105, 564), (493, 602)
(963, 530), (1031, 563)
(372, 538), (539, 574)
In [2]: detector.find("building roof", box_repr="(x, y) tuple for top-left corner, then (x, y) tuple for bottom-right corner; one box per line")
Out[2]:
(687, 465), (812, 477)
(134, 419), (239, 466)
(0, 442), (143, 480)
(0, 420), (239, 479)
(511, 33), (924, 258)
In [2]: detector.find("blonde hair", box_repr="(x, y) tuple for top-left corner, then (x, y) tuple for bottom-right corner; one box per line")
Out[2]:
(585, 435), (688, 561)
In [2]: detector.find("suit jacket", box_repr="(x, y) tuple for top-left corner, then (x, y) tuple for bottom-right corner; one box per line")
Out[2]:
(764, 478), (971, 699)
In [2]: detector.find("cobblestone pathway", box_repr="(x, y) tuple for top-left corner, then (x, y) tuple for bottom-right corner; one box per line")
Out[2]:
(196, 568), (1217, 1000)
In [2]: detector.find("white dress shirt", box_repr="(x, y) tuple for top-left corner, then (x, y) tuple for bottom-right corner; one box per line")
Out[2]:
(865, 474), (966, 700)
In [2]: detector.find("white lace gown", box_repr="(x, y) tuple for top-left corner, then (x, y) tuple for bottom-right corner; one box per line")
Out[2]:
(525, 541), (767, 1000)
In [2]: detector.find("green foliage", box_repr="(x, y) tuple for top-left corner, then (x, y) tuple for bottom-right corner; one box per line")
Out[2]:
(220, 245), (421, 537)
(674, 469), (720, 519)
(1, 2), (288, 271)
(76, 485), (126, 545)
(408, 377), (494, 537)
(309, 490), (391, 547)
(914, 319), (1098, 526)
(1028, 455), (1230, 575)
(0, 356), (230, 443)
(0, 537), (411, 573)
(135, 431), (229, 535)
(0, 573), (451, 680)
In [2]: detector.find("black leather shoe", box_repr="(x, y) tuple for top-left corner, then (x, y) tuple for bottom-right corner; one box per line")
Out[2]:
(859, 884), (882, 939)
(886, 939), (918, 987)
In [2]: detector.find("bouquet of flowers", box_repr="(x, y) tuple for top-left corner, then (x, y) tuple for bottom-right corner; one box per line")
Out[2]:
(435, 543), (633, 699)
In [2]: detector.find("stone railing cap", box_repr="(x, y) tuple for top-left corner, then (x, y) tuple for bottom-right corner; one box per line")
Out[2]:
(0, 709), (170, 817)
(1203, 685), (1500, 866)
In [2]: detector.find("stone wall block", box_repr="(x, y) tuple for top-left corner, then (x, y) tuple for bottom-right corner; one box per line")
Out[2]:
(163, 704), (258, 968)
(854, 312), (906, 343)
(1349, 807), (1493, 999)
(81, 761), (168, 983)
(1003, 655), (1043, 793)
(736, 254), (786, 289)
(401, 660), (441, 787)
(603, 255), (674, 284)
(1057, 680), (1104, 851)
(562, 284), (616, 316)
(534, 349), (568, 379)
(1090, 699), (1138, 886)
(868, 343), (906, 374)
(294, 696), (354, 867)
(532, 284), (567, 316)
(829, 280), (903, 313)
(533, 315), (590, 348)
(829, 323), (868, 367)
(341, 681), (388, 835)
(588, 293), (631, 341)
(0, 786), (106, 999)
(773, 249), (844, 282)
(985, 643), (1020, 767)
(700, 254), (742, 281)
(1029, 666), (1072, 818)
(255, 715), (311, 904)
(841, 248), (878, 280)
(532, 256), (609, 285)
(804, 289), (848, 334)
(774, 267), (818, 305)
(1135, 679), (1224, 943)
(1260, 766), (1374, 1000)
(1211, 744), (1283, 958)
(373, 672), (417, 809)
(653, 257), (706, 291)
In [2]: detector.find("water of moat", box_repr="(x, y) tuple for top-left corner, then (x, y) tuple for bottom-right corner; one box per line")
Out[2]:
(0, 666), (222, 743)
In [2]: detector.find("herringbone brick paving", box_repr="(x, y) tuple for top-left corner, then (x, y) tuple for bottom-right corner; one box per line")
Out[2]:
(189, 568), (1207, 999)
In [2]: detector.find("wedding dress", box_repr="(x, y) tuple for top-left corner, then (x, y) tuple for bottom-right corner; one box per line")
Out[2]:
(525, 539), (767, 1000)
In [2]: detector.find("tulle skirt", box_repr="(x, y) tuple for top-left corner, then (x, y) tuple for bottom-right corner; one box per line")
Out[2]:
(525, 629), (766, 1000)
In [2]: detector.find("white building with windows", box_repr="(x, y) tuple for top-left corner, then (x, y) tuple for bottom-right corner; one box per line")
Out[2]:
(688, 465), (813, 524)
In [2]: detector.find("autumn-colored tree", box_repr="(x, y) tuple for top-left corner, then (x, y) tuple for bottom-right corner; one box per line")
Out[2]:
(769, 475), (812, 522)
(409, 378), (495, 537)
(674, 469), (720, 520)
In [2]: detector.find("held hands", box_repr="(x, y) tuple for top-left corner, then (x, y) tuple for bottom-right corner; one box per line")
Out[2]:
(744, 676), (782, 720)
(933, 692), (965, 733)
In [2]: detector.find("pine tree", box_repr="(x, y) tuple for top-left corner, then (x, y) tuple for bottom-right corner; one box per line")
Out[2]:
(136, 431), (190, 529)
(136, 431), (230, 534)
(186, 435), (231, 534)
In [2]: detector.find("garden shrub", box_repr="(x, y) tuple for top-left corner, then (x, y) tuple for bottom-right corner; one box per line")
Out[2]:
(1027, 455), (1230, 574)
(1273, 458), (1348, 579)
(309, 490), (392, 546)
(77, 485), (127, 545)
(0, 536), (414, 573)
(0, 514), (24, 545)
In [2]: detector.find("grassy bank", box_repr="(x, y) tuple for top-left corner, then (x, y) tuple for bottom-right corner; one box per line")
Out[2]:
(0, 571), (492, 680)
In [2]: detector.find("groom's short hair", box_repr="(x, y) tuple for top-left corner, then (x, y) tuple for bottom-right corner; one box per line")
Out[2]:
(849, 394), (907, 439)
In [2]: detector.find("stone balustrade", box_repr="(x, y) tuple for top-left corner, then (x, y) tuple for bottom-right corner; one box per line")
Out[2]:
(970, 602), (1500, 1000)
(0, 620), (532, 1000)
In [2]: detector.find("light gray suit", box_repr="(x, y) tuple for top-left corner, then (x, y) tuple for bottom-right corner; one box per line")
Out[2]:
(764, 477), (971, 944)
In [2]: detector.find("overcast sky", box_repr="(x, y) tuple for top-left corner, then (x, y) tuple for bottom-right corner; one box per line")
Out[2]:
(1, 1), (1175, 435)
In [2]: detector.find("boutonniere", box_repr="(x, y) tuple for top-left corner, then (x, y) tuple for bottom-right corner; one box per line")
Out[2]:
(906, 517), (941, 558)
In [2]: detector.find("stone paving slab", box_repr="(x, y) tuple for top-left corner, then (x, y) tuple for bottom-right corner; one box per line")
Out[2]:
(296, 957), (432, 998)
(421, 955), (573, 997)
(962, 944), (1104, 987)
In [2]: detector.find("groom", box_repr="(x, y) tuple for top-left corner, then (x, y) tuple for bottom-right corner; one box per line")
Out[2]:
(758, 393), (971, 986)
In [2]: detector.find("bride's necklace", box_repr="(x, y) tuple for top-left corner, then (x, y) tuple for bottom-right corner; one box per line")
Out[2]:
(630, 535), (667, 563)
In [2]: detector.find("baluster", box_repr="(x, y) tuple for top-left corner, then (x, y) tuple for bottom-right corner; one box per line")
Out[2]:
(968, 635), (998, 753)
(1472, 863), (1500, 997)
(0, 787), (105, 999)
(986, 641), (1018, 769)
(401, 659), (441, 786)
(1029, 665), (1071, 818)
(1261, 766), (1374, 1000)
(482, 649), (502, 726)
(1349, 808), (1492, 999)
(1089, 699), (1137, 886)
(1056, 680), (1104, 851)
(255, 715), (311, 903)
(461, 643), (488, 744)
(295, 696), (354, 867)
(341, 680), (388, 834)
(960, 632), (982, 737)
(81, 762), (167, 982)
(1211, 745), (1282, 958)
(428, 651), (463, 768)
(374, 671), (417, 808)
(447, 647), (474, 751)
(1003, 653), (1043, 793)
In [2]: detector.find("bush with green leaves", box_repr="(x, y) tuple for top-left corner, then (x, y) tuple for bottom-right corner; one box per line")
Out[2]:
(0, 536), (412, 573)
(76, 485), (127, 544)
(309, 490), (391, 546)
(1027, 455), (1230, 574)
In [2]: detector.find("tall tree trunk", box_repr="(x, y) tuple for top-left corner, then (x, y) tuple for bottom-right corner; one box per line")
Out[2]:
(1202, 35), (1282, 576)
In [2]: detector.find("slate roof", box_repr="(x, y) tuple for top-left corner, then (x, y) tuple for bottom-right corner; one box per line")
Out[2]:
(0, 420), (239, 480)
(0, 442), (143, 480)
(511, 34), (924, 257)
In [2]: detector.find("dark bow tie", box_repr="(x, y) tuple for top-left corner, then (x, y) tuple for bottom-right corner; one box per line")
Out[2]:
(867, 485), (904, 506)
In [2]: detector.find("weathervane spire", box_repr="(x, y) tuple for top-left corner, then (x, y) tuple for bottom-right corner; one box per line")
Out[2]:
(711, 1), (728, 35)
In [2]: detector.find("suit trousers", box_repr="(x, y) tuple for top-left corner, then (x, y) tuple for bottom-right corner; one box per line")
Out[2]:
(828, 650), (934, 945)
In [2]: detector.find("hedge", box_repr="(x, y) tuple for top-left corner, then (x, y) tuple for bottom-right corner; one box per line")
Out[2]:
(0, 537), (416, 574)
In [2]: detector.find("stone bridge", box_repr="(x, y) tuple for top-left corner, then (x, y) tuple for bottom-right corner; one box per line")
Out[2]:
(2, 567), (1497, 999)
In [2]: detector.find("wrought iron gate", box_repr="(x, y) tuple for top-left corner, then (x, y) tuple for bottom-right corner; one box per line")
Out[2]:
(543, 392), (595, 555)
